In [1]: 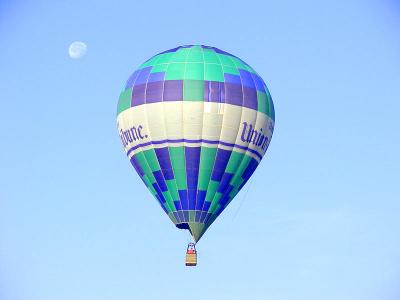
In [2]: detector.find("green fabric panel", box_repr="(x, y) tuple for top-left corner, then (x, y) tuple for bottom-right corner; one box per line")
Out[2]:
(162, 191), (175, 213)
(209, 193), (223, 213)
(186, 47), (203, 62)
(218, 54), (237, 67)
(139, 55), (159, 68)
(205, 180), (219, 202)
(165, 63), (186, 80)
(198, 146), (218, 190)
(266, 88), (275, 121)
(229, 186), (241, 199)
(166, 179), (179, 200)
(198, 168), (213, 190)
(170, 48), (190, 62)
(223, 65), (240, 75)
(117, 88), (132, 115)
(184, 63), (204, 80)
(142, 175), (157, 196)
(134, 152), (154, 177)
(151, 64), (169, 73)
(183, 80), (204, 101)
(230, 57), (256, 74)
(168, 212), (178, 224)
(189, 211), (196, 222)
(154, 52), (173, 64)
(225, 151), (244, 173)
(235, 155), (252, 178)
(205, 63), (224, 82)
(202, 49), (220, 64)
(143, 149), (161, 171)
(257, 91), (268, 114)
(169, 147), (187, 190)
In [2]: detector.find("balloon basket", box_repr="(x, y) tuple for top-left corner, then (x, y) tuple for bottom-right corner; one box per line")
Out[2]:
(185, 243), (197, 266)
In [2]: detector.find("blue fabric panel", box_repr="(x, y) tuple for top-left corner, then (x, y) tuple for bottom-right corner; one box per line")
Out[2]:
(145, 81), (163, 103)
(195, 190), (207, 210)
(188, 189), (197, 209)
(153, 170), (168, 192)
(239, 69), (255, 88)
(125, 69), (140, 89)
(131, 84), (146, 106)
(130, 156), (144, 176)
(178, 190), (189, 210)
(224, 73), (241, 85)
(163, 80), (183, 101)
(211, 149), (232, 181)
(148, 72), (165, 82)
(217, 172), (234, 193)
(135, 66), (152, 85)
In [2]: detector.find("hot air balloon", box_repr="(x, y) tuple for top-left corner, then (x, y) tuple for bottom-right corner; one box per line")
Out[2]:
(117, 45), (274, 265)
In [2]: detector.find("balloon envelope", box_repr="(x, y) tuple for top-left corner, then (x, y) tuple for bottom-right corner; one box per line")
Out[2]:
(117, 45), (274, 242)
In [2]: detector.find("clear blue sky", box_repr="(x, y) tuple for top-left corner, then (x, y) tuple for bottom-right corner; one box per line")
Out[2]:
(1, 0), (400, 299)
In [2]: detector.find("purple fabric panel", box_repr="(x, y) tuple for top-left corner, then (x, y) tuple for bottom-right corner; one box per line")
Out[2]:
(135, 66), (152, 85)
(131, 84), (146, 106)
(185, 147), (200, 190)
(155, 148), (172, 170)
(238, 158), (259, 190)
(148, 72), (165, 82)
(152, 182), (166, 202)
(217, 172), (234, 193)
(153, 170), (168, 192)
(163, 80), (183, 101)
(203, 201), (211, 211)
(185, 147), (201, 169)
(252, 73), (266, 92)
(155, 148), (174, 180)
(125, 70), (140, 89)
(218, 186), (233, 207)
(178, 190), (189, 210)
(224, 82), (243, 106)
(224, 73), (241, 85)
(129, 156), (144, 177)
(145, 81), (163, 103)
(242, 86), (258, 110)
(188, 189), (197, 210)
(183, 211), (189, 222)
(239, 69), (255, 88)
(195, 211), (202, 222)
(211, 149), (232, 181)
(195, 190), (207, 210)
(204, 81), (223, 102)
(173, 201), (182, 210)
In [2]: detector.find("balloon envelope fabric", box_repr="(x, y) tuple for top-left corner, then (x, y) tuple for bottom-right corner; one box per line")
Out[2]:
(117, 45), (275, 242)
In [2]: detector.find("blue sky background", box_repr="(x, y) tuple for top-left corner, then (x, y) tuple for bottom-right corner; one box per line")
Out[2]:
(1, 0), (400, 299)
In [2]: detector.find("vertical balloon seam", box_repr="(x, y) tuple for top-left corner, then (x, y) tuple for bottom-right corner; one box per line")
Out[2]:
(158, 51), (183, 222)
(194, 46), (211, 222)
(141, 64), (175, 214)
(161, 54), (182, 225)
(181, 48), (191, 223)
(223, 69), (262, 215)
(193, 46), (206, 223)
(163, 51), (184, 219)
(195, 47), (220, 233)
(205, 54), (261, 227)
(210, 53), (253, 221)
(215, 54), (253, 214)
(198, 50), (226, 228)
(203, 51), (238, 229)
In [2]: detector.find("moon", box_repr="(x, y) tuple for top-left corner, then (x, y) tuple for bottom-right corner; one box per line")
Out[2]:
(68, 41), (87, 59)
